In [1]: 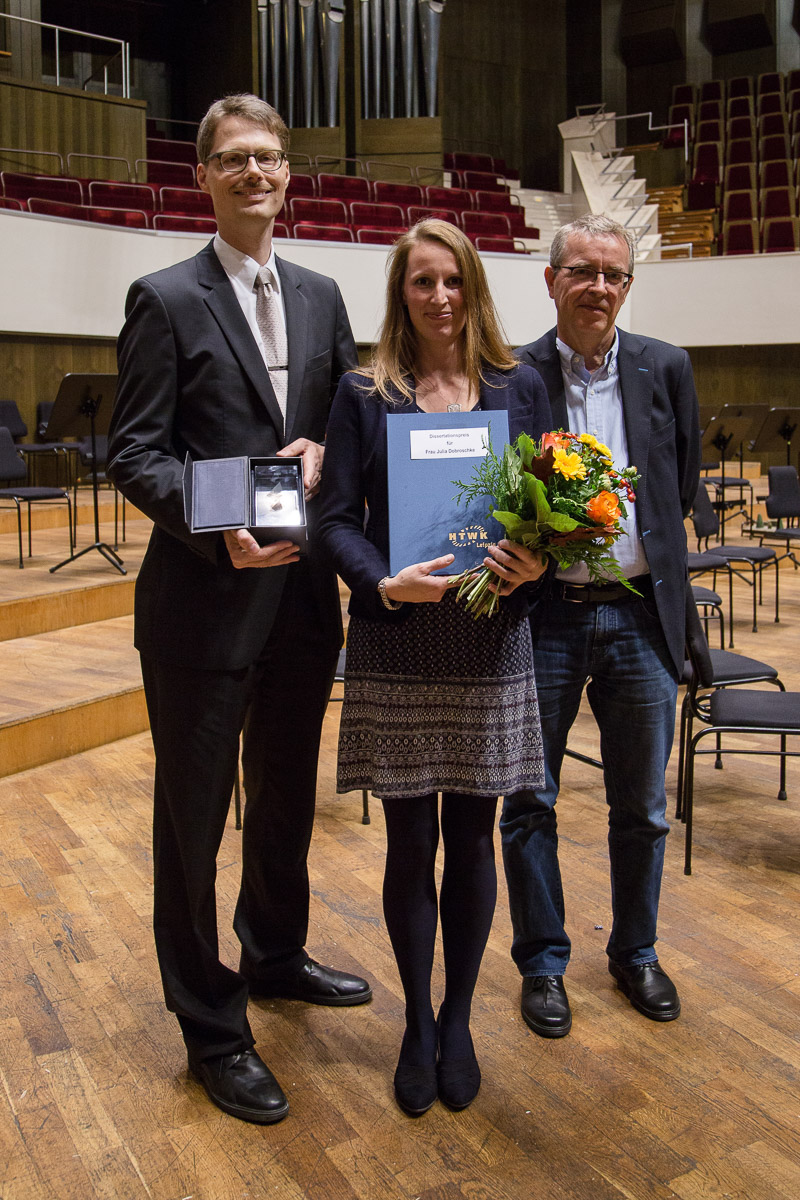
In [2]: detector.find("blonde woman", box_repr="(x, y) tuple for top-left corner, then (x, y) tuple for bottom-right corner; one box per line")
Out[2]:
(318, 221), (551, 1115)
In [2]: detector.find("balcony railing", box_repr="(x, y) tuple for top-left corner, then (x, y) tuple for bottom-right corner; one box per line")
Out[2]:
(0, 11), (130, 98)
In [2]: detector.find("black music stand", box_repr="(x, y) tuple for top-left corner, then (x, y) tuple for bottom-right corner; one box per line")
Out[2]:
(700, 413), (755, 529)
(717, 403), (770, 522)
(45, 374), (126, 575)
(751, 407), (800, 469)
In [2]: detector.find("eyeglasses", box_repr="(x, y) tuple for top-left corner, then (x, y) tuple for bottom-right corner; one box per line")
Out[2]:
(205, 149), (288, 173)
(554, 264), (633, 289)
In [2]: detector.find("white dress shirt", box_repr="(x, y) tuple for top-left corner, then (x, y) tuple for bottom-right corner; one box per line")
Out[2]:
(212, 233), (287, 370)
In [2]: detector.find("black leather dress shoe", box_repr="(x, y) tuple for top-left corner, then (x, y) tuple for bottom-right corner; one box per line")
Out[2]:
(520, 975), (572, 1038)
(608, 960), (681, 1021)
(189, 1049), (289, 1124)
(244, 959), (372, 1007)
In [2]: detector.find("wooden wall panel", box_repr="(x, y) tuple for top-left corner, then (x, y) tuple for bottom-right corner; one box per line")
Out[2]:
(0, 335), (117, 438)
(0, 77), (146, 180)
(440, 0), (567, 191)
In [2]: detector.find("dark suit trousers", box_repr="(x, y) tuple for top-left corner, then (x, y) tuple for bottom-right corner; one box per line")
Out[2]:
(141, 562), (340, 1061)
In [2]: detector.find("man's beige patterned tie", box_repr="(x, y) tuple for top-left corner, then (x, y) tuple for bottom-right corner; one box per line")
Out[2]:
(254, 265), (288, 420)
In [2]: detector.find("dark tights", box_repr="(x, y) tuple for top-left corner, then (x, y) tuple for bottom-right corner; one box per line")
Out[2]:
(380, 792), (498, 1067)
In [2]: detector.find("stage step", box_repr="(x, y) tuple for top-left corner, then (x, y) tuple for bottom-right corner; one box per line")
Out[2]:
(0, 518), (151, 640)
(0, 614), (147, 778)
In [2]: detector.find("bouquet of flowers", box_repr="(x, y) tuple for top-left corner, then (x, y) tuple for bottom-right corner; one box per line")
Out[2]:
(451, 429), (640, 618)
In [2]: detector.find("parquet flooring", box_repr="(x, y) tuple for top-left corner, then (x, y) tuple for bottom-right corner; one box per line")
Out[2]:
(0, 539), (798, 1197)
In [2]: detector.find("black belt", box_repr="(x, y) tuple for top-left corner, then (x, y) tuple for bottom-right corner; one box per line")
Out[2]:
(555, 575), (650, 604)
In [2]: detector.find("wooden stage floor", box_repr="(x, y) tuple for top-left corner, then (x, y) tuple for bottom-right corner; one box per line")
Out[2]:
(0, 515), (798, 1199)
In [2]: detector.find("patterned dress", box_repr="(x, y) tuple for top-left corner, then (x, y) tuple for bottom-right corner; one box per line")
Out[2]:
(338, 588), (544, 799)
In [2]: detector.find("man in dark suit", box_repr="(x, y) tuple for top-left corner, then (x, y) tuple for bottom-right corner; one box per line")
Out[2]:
(500, 214), (700, 1038)
(107, 94), (368, 1124)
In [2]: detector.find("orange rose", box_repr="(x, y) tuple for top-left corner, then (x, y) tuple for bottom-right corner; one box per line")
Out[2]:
(542, 431), (572, 452)
(587, 491), (621, 524)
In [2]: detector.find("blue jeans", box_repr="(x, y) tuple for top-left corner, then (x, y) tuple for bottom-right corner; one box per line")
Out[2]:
(500, 586), (678, 976)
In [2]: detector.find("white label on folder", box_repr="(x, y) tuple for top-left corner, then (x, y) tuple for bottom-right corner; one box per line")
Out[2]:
(409, 427), (490, 459)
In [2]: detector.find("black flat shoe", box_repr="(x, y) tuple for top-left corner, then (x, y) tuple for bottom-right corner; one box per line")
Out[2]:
(608, 960), (681, 1021)
(189, 1048), (289, 1124)
(243, 958), (372, 1007)
(520, 975), (572, 1038)
(437, 1045), (481, 1111)
(393, 1034), (437, 1117)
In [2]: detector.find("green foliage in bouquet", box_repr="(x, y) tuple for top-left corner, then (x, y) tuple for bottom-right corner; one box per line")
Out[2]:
(452, 429), (640, 617)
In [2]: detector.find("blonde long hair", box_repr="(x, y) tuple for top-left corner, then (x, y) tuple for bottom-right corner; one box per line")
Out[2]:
(360, 219), (517, 404)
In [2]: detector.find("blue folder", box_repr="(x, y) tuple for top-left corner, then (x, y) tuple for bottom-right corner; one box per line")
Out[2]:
(386, 409), (510, 575)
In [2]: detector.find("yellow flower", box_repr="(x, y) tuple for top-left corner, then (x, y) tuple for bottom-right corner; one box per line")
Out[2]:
(552, 448), (587, 480)
(578, 433), (599, 450)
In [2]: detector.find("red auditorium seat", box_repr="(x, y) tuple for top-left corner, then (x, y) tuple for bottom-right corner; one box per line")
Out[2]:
(757, 93), (785, 118)
(463, 170), (508, 193)
(355, 228), (405, 245)
(0, 197), (23, 211)
(158, 187), (214, 217)
(789, 89), (800, 117)
(445, 152), (495, 174)
(664, 103), (694, 147)
(293, 223), (353, 242)
(723, 190), (757, 222)
(316, 173), (371, 203)
(1, 172), (83, 209)
(425, 185), (473, 213)
(472, 189), (513, 213)
(696, 119), (723, 145)
(475, 236), (525, 253)
(285, 173), (316, 198)
(724, 163), (757, 192)
(727, 95), (754, 120)
(407, 205), (460, 227)
(759, 112), (789, 139)
(760, 134), (790, 162)
(759, 159), (793, 190)
(461, 211), (511, 240)
(722, 218), (760, 255)
(698, 99), (723, 122)
(671, 83), (696, 107)
(273, 221), (290, 239)
(372, 180), (424, 215)
(725, 138), (756, 166)
(288, 197), (349, 227)
(700, 80), (724, 103)
(88, 181), (158, 214)
(727, 115), (756, 141)
(27, 197), (88, 221)
(87, 207), (149, 229)
(757, 72), (784, 97)
(152, 214), (217, 233)
(349, 201), (405, 229)
(146, 138), (197, 166)
(762, 216), (800, 250)
(728, 76), (753, 100)
(790, 109), (800, 138)
(135, 160), (197, 188)
(761, 187), (796, 221)
(787, 69), (800, 94)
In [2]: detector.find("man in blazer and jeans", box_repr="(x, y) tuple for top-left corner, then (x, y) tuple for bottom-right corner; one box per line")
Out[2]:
(500, 214), (700, 1038)
(108, 94), (367, 1124)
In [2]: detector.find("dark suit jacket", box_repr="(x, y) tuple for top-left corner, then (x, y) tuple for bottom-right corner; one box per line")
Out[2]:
(108, 242), (357, 671)
(517, 327), (700, 674)
(317, 363), (553, 622)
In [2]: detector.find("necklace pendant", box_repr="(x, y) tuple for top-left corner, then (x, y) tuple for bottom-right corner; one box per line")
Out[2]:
(446, 402), (461, 412)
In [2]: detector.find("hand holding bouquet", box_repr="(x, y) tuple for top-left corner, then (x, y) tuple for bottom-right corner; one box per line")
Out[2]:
(451, 430), (640, 617)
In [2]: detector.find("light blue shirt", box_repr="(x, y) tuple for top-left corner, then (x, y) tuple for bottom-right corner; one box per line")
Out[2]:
(555, 332), (650, 583)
